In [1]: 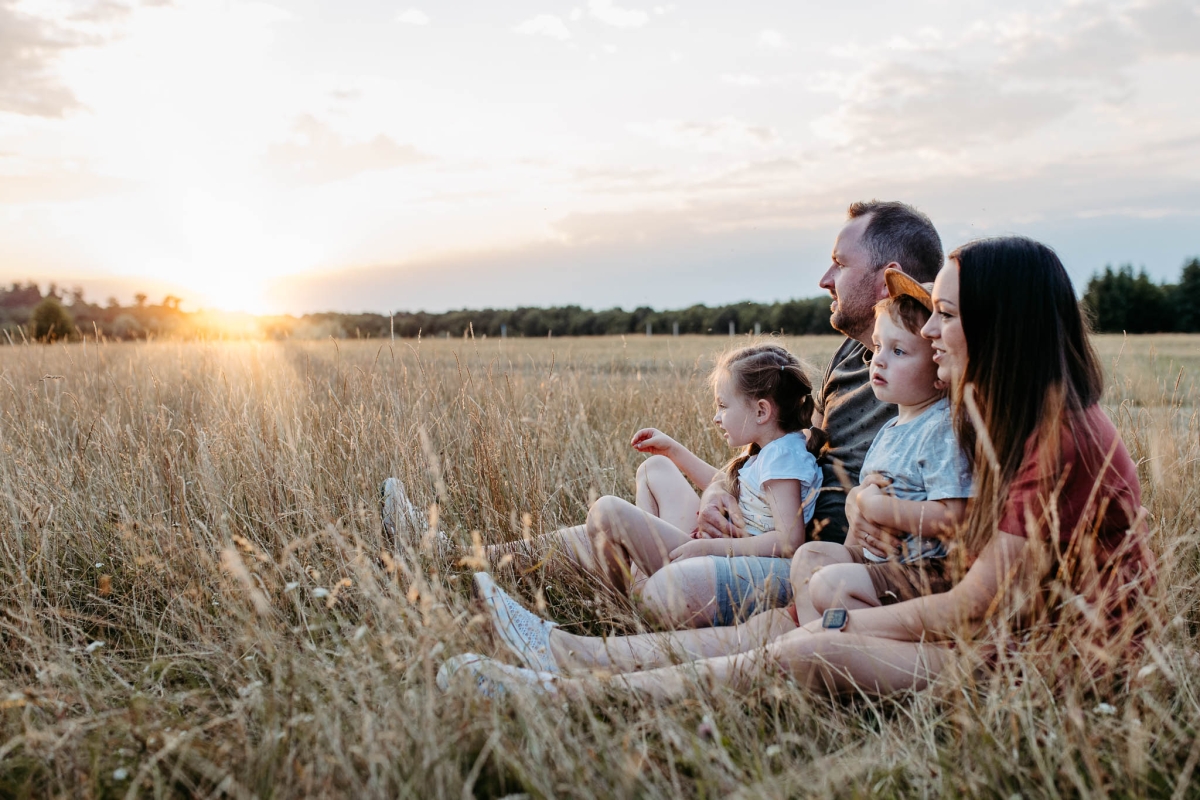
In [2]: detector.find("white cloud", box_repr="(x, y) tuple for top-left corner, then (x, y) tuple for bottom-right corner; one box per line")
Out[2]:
(627, 117), (780, 153)
(396, 8), (429, 26)
(570, 7), (583, 21)
(759, 29), (787, 49)
(264, 115), (430, 184)
(589, 0), (649, 28)
(513, 14), (571, 40)
(721, 73), (762, 87)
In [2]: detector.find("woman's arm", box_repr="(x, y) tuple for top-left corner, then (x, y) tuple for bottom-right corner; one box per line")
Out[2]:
(823, 531), (1033, 641)
(630, 428), (720, 488)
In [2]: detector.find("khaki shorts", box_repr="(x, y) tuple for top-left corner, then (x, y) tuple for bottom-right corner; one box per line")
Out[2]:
(848, 547), (953, 604)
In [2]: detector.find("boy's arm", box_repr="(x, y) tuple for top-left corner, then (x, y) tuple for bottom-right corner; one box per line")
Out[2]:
(857, 487), (967, 539)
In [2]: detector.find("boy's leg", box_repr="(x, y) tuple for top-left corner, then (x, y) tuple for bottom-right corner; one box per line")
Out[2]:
(807, 562), (882, 612)
(588, 496), (694, 592)
(789, 541), (856, 625)
(635, 455), (701, 533)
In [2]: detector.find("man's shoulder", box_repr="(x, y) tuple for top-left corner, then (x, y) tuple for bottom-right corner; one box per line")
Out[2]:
(825, 337), (865, 375)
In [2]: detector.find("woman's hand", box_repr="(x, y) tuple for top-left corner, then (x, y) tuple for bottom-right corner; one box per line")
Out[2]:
(668, 538), (727, 562)
(630, 428), (679, 458)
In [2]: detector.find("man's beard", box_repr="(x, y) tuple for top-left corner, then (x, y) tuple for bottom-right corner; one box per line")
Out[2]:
(830, 295), (874, 341)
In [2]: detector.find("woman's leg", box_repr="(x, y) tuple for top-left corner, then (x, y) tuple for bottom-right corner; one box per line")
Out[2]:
(564, 629), (953, 702)
(789, 541), (856, 625)
(588, 496), (694, 592)
(547, 607), (798, 672)
(635, 455), (701, 533)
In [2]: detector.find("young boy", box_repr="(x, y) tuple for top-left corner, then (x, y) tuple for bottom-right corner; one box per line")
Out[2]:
(794, 268), (972, 611)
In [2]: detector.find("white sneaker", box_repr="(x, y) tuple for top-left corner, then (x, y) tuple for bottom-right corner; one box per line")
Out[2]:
(473, 572), (560, 674)
(380, 477), (425, 549)
(435, 653), (557, 697)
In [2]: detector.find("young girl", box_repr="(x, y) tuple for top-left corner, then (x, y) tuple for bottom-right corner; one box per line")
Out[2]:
(572, 342), (823, 627)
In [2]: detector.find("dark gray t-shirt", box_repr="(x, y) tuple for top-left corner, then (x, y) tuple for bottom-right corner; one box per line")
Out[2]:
(809, 338), (898, 543)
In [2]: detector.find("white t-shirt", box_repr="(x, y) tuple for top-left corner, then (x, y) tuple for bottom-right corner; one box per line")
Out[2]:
(736, 432), (823, 536)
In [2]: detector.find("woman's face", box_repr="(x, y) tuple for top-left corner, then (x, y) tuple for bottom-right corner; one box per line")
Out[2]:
(921, 261), (967, 386)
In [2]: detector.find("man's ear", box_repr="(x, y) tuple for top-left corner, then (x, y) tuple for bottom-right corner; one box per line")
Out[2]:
(877, 262), (902, 300)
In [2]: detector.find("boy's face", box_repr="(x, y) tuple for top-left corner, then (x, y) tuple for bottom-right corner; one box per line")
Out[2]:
(869, 313), (940, 407)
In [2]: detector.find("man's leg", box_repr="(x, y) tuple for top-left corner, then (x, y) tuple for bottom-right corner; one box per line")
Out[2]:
(587, 496), (693, 592)
(635, 455), (701, 533)
(484, 524), (598, 572)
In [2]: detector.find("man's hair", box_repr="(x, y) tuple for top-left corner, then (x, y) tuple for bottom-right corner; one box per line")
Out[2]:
(873, 295), (932, 337)
(846, 200), (943, 282)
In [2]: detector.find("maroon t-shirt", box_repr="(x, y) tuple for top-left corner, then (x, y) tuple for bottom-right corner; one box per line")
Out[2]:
(998, 405), (1155, 635)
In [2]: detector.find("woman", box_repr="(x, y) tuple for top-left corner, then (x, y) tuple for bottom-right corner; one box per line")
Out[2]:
(440, 236), (1157, 699)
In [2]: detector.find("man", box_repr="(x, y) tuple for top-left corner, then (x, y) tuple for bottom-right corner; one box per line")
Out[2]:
(693, 200), (943, 548)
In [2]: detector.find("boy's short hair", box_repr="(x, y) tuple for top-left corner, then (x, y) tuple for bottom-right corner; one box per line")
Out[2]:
(874, 294), (931, 337)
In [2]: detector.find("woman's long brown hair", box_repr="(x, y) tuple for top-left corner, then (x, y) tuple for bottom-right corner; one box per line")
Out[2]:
(952, 237), (1105, 557)
(712, 343), (816, 499)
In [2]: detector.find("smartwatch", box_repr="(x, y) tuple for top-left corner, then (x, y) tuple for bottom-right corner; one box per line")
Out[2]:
(821, 607), (849, 632)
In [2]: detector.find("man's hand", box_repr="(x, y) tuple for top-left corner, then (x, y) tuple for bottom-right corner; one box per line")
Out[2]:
(695, 484), (746, 539)
(668, 539), (725, 562)
(630, 428), (679, 457)
(845, 483), (903, 558)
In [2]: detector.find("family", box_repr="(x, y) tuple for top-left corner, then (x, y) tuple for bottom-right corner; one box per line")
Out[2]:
(383, 200), (1157, 700)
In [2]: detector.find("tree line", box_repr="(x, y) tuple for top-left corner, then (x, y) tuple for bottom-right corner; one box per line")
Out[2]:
(4, 255), (1197, 342)
(1081, 258), (1200, 333)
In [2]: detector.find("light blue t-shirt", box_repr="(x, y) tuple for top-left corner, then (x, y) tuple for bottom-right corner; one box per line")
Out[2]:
(858, 397), (972, 563)
(737, 432), (823, 536)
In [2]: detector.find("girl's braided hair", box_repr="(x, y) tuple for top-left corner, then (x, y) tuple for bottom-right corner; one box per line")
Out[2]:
(711, 343), (817, 499)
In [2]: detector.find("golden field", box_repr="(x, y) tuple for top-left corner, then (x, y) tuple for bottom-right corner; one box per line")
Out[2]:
(1, 333), (1198, 798)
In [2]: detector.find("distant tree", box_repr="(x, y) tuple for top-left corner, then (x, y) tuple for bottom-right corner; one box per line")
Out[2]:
(106, 296), (120, 309)
(162, 295), (183, 311)
(31, 296), (74, 341)
(134, 293), (147, 308)
(69, 286), (85, 306)
(1173, 258), (1200, 332)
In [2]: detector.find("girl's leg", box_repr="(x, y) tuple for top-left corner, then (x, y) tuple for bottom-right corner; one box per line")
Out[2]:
(587, 496), (693, 593)
(564, 629), (952, 702)
(637, 556), (793, 629)
(789, 541), (856, 626)
(547, 607), (797, 673)
(635, 455), (701, 533)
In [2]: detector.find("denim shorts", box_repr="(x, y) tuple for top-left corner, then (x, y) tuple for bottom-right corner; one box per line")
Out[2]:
(709, 556), (793, 626)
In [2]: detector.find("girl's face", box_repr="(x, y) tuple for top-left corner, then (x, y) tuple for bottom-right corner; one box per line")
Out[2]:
(712, 371), (765, 447)
(921, 261), (967, 386)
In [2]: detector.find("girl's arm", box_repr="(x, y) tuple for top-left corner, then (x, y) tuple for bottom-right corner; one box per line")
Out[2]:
(668, 478), (805, 560)
(857, 484), (967, 539)
(630, 428), (720, 488)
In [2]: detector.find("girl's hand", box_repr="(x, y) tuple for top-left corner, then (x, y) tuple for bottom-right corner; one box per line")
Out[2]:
(668, 539), (726, 562)
(630, 428), (679, 457)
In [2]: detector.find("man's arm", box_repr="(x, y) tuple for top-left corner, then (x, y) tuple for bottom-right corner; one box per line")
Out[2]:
(694, 480), (746, 538)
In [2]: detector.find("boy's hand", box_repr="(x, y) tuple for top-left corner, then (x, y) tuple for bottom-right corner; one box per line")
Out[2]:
(630, 428), (678, 457)
(846, 484), (903, 558)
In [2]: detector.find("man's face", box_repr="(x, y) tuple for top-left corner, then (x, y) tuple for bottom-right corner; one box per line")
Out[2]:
(818, 215), (884, 341)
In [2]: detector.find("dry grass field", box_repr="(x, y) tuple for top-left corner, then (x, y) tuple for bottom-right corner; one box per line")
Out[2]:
(1, 332), (1199, 798)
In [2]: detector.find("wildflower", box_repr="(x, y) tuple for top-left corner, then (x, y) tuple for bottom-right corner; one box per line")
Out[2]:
(312, 587), (330, 598)
(86, 641), (105, 654)
(1094, 703), (1117, 715)
(112, 768), (129, 781)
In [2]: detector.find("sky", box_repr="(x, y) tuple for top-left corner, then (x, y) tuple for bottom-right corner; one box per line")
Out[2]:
(1, 0), (1198, 314)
